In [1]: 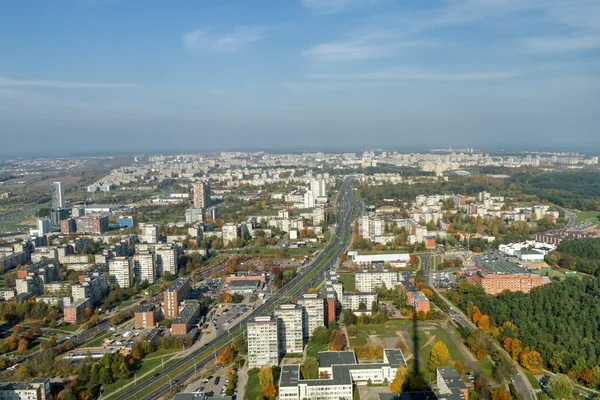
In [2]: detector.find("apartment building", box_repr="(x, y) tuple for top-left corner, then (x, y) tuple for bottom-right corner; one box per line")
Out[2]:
(0, 378), (51, 400)
(222, 223), (239, 244)
(109, 256), (134, 288)
(279, 348), (406, 400)
(355, 269), (398, 292)
(298, 293), (325, 339)
(75, 215), (109, 234)
(247, 316), (279, 368)
(133, 251), (156, 284)
(472, 254), (549, 294)
(412, 291), (431, 313)
(155, 245), (178, 276)
(164, 277), (191, 319)
(139, 223), (159, 244)
(64, 298), (91, 323)
(274, 304), (304, 355)
(342, 292), (377, 312)
(192, 181), (210, 208)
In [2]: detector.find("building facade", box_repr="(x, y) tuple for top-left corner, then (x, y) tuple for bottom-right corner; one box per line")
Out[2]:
(247, 315), (279, 368)
(274, 304), (304, 355)
(298, 293), (325, 339)
(109, 257), (134, 288)
(164, 277), (191, 319)
(355, 269), (398, 292)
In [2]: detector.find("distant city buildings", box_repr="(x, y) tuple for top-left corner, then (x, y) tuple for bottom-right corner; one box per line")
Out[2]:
(51, 182), (65, 209)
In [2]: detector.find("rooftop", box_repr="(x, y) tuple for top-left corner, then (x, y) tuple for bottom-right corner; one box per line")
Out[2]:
(438, 366), (467, 391)
(228, 280), (260, 289)
(280, 365), (300, 387)
(137, 303), (155, 313)
(166, 277), (190, 292)
(475, 253), (528, 275)
(384, 349), (407, 368)
(172, 300), (200, 325)
(318, 351), (357, 368)
(379, 392), (439, 400)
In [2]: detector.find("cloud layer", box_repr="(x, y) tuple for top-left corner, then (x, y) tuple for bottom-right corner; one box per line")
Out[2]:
(0, 76), (140, 89)
(183, 26), (265, 52)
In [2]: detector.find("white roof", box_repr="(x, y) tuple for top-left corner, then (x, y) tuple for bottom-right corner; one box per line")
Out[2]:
(352, 254), (410, 262)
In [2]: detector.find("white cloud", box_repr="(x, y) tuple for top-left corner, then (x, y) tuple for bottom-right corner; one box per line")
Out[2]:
(523, 35), (600, 52)
(183, 26), (265, 52)
(309, 67), (520, 81)
(0, 76), (140, 89)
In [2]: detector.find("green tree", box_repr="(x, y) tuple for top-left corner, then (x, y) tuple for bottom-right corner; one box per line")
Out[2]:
(547, 374), (573, 400)
(301, 357), (318, 379)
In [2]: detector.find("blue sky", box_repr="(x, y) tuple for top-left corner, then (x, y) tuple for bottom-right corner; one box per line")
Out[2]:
(0, 0), (599, 155)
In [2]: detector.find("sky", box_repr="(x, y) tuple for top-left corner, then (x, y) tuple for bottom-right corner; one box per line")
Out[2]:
(0, 0), (599, 156)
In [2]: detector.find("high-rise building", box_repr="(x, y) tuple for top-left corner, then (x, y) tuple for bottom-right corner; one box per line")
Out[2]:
(109, 257), (133, 288)
(274, 304), (304, 355)
(298, 293), (325, 339)
(75, 215), (108, 234)
(133, 251), (156, 284)
(192, 181), (210, 208)
(185, 208), (204, 224)
(155, 245), (178, 276)
(51, 182), (65, 209)
(36, 219), (52, 236)
(247, 315), (279, 368)
(50, 208), (69, 227)
(164, 277), (191, 319)
(139, 223), (159, 244)
(303, 191), (315, 209)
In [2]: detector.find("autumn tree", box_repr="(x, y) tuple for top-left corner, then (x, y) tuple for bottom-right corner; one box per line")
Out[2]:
(329, 329), (346, 351)
(263, 385), (277, 399)
(258, 366), (274, 389)
(519, 350), (543, 373)
(390, 366), (406, 392)
(490, 387), (512, 400)
(428, 341), (451, 372)
(477, 315), (490, 332)
(217, 345), (235, 365)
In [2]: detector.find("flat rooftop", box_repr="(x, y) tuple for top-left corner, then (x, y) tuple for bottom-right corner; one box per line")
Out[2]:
(228, 280), (260, 289)
(137, 303), (155, 313)
(173, 301), (200, 325)
(384, 349), (407, 368)
(438, 366), (467, 390)
(475, 254), (528, 275)
(166, 277), (190, 292)
(318, 351), (357, 368)
(280, 365), (300, 387)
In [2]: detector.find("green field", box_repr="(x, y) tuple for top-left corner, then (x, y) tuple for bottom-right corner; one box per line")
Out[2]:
(575, 211), (600, 225)
(338, 273), (355, 291)
(245, 370), (263, 400)
(408, 325), (466, 364)
(306, 340), (329, 358)
(524, 370), (542, 389)
(477, 358), (495, 378)
(529, 268), (566, 280)
(81, 332), (111, 348)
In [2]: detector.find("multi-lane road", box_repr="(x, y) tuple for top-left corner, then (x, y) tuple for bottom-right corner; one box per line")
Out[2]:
(111, 180), (359, 400)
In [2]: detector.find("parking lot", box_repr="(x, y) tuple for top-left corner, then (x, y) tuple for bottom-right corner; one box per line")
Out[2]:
(184, 365), (232, 397)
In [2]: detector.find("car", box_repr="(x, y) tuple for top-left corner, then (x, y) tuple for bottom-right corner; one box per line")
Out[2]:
(197, 386), (205, 392)
(215, 377), (221, 384)
(202, 378), (209, 383)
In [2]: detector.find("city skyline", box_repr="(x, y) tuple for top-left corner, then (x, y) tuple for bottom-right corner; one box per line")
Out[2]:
(0, 0), (599, 155)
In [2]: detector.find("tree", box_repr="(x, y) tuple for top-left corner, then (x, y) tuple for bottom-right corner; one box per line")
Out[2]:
(490, 387), (512, 400)
(301, 357), (318, 379)
(494, 356), (516, 384)
(258, 366), (274, 389)
(17, 338), (29, 352)
(519, 350), (543, 373)
(217, 345), (235, 365)
(477, 315), (490, 332)
(329, 329), (346, 351)
(475, 374), (491, 400)
(428, 341), (451, 372)
(390, 366), (406, 392)
(312, 326), (330, 344)
(547, 374), (573, 400)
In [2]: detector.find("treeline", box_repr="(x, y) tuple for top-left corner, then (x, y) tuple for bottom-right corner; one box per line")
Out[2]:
(450, 279), (600, 388)
(545, 238), (600, 276)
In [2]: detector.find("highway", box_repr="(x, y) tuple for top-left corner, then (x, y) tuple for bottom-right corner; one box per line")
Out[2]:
(111, 180), (359, 400)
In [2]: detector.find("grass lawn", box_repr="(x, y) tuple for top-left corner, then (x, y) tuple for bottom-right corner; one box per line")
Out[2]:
(575, 211), (600, 225)
(348, 328), (369, 347)
(524, 370), (542, 389)
(338, 273), (355, 291)
(145, 347), (182, 359)
(82, 332), (112, 348)
(283, 353), (303, 359)
(353, 384), (361, 400)
(306, 340), (329, 358)
(477, 358), (495, 378)
(408, 325), (466, 364)
(58, 323), (83, 332)
(349, 320), (411, 348)
(245, 369), (263, 400)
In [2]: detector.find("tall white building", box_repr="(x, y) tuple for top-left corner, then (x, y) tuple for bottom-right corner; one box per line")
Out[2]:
(274, 304), (304, 355)
(36, 218), (52, 235)
(247, 316), (279, 368)
(155, 245), (177, 276)
(133, 251), (156, 284)
(303, 190), (315, 209)
(51, 182), (65, 209)
(222, 223), (238, 244)
(355, 269), (398, 292)
(139, 223), (159, 244)
(342, 292), (377, 312)
(310, 179), (326, 197)
(185, 208), (204, 224)
(298, 293), (324, 339)
(109, 257), (133, 288)
(358, 215), (385, 241)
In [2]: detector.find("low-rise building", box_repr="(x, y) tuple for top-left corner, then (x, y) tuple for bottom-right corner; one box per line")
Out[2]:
(342, 292), (377, 312)
(355, 269), (398, 292)
(437, 366), (468, 400)
(226, 279), (261, 294)
(0, 378), (51, 400)
(412, 291), (431, 313)
(171, 300), (201, 335)
(135, 303), (160, 329)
